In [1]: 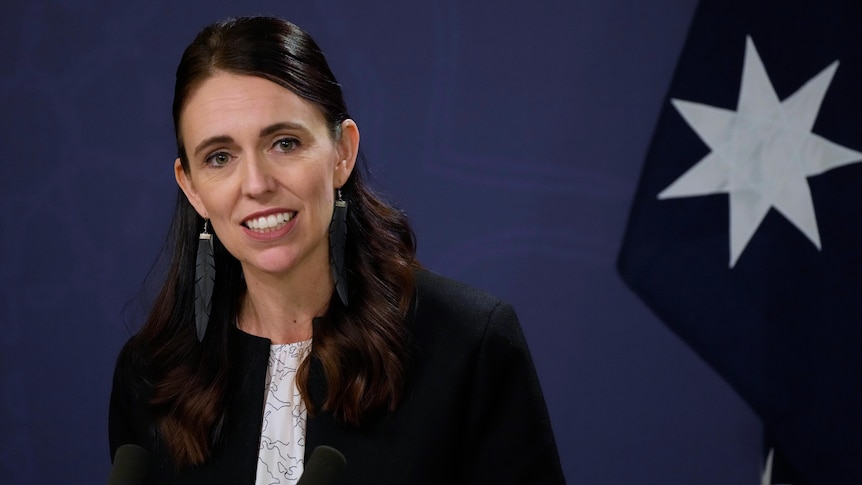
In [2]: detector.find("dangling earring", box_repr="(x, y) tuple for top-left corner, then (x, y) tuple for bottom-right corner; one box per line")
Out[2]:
(195, 219), (215, 341)
(329, 188), (349, 306)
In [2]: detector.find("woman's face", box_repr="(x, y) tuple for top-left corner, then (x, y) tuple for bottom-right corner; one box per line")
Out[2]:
(175, 72), (358, 282)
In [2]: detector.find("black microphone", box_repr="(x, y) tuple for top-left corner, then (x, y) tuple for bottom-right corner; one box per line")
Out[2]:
(296, 445), (347, 485)
(108, 444), (150, 485)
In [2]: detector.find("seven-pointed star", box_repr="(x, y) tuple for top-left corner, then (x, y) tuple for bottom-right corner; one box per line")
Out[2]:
(658, 36), (862, 267)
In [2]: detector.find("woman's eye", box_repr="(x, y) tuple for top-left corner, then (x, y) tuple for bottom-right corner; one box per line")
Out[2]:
(206, 152), (230, 167)
(274, 138), (298, 152)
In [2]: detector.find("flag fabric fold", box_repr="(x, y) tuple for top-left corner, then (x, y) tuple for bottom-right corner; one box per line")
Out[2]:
(617, 1), (862, 483)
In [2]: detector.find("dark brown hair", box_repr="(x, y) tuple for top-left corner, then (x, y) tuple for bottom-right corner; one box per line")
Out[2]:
(133, 16), (417, 467)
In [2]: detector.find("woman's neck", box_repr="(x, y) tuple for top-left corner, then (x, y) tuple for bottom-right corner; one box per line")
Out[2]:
(237, 264), (332, 344)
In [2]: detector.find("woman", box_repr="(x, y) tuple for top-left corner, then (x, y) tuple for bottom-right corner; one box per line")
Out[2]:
(109, 16), (564, 484)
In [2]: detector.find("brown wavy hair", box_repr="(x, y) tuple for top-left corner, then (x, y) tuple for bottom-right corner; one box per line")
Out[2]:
(132, 16), (417, 467)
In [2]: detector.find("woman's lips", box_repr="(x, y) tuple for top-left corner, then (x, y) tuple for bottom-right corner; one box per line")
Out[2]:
(242, 211), (295, 233)
(241, 210), (298, 241)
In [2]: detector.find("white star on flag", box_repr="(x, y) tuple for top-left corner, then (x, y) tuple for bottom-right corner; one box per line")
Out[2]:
(658, 36), (862, 267)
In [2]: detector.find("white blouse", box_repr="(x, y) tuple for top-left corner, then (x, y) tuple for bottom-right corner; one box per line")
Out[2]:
(254, 339), (313, 485)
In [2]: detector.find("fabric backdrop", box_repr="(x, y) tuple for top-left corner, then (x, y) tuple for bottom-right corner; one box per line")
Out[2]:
(0, 1), (765, 483)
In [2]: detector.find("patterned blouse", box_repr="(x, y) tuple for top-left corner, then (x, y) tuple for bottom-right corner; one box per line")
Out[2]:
(254, 339), (313, 484)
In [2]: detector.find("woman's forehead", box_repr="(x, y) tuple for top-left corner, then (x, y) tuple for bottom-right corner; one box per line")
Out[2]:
(180, 72), (327, 142)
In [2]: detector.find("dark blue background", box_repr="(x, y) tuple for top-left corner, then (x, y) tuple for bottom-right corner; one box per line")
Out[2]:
(0, 1), (762, 483)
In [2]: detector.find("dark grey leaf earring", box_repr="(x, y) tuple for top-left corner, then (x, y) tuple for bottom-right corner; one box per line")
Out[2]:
(195, 219), (215, 341)
(329, 188), (349, 306)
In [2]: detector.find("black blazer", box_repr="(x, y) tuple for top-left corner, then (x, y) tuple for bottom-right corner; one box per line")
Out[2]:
(109, 269), (565, 484)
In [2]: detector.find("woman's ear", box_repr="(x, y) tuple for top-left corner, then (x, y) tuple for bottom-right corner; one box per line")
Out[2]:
(334, 119), (359, 188)
(174, 158), (208, 218)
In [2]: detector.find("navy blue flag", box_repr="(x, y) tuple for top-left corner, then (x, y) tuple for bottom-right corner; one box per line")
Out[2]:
(617, 1), (862, 483)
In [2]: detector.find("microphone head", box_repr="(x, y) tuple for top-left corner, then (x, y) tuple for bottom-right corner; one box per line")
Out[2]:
(108, 444), (150, 485)
(296, 445), (347, 485)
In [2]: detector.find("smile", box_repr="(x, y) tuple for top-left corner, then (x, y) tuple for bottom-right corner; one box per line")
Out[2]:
(242, 212), (295, 233)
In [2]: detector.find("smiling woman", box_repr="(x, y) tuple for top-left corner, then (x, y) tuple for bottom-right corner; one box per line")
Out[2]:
(175, 73), (357, 300)
(108, 16), (564, 485)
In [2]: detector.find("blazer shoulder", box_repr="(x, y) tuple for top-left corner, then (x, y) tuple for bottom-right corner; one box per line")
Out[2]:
(412, 268), (518, 339)
(414, 268), (507, 314)
(113, 335), (152, 389)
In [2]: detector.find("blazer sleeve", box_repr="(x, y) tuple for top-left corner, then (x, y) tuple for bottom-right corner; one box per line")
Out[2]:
(462, 301), (566, 484)
(108, 341), (152, 462)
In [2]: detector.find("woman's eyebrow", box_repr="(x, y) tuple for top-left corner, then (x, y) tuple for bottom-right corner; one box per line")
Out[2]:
(192, 123), (310, 157)
(259, 122), (310, 138)
(193, 135), (233, 158)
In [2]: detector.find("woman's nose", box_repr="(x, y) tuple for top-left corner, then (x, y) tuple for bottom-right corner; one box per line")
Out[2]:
(240, 153), (276, 197)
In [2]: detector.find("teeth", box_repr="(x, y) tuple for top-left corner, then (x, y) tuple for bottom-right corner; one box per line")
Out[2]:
(245, 212), (293, 232)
